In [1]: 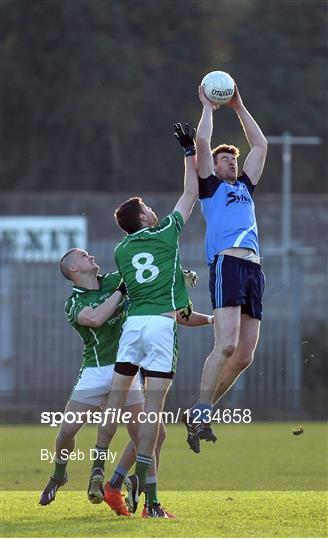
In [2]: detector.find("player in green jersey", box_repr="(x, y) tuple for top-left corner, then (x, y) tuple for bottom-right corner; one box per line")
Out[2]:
(39, 248), (145, 513)
(40, 244), (212, 517)
(89, 123), (199, 516)
(40, 248), (169, 515)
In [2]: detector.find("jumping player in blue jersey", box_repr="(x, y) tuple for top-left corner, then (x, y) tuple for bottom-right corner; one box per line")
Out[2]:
(183, 81), (268, 452)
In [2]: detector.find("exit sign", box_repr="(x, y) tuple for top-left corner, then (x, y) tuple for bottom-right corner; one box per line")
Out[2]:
(0, 216), (87, 262)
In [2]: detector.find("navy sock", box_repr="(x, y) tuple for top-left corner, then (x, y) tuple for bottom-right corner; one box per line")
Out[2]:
(109, 465), (128, 489)
(191, 402), (212, 423)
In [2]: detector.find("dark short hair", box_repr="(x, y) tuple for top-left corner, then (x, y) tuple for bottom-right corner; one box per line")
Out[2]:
(59, 248), (79, 280)
(114, 197), (144, 233)
(212, 144), (240, 164)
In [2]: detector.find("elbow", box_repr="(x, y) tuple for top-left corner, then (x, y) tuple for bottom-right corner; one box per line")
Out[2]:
(85, 316), (102, 328)
(252, 138), (268, 153)
(262, 138), (268, 157)
(185, 187), (198, 201)
(90, 318), (102, 328)
(78, 308), (104, 328)
(196, 135), (209, 148)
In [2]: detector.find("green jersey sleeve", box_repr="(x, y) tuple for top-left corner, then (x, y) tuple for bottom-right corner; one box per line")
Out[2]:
(65, 297), (86, 324)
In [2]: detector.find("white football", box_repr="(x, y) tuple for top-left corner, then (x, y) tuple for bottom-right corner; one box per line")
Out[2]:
(201, 71), (235, 105)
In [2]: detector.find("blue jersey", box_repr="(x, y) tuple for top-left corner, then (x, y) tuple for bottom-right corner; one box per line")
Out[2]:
(199, 171), (259, 264)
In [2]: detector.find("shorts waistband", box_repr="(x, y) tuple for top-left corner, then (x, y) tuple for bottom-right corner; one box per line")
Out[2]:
(213, 254), (261, 269)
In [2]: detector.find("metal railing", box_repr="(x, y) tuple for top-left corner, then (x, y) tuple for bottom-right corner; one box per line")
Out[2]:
(1, 242), (324, 421)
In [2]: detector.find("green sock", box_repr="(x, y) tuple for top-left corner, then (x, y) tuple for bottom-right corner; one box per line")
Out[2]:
(135, 454), (152, 493)
(91, 445), (108, 472)
(144, 476), (158, 506)
(53, 457), (67, 481)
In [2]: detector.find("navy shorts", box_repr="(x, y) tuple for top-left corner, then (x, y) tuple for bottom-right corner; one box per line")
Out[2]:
(209, 254), (265, 320)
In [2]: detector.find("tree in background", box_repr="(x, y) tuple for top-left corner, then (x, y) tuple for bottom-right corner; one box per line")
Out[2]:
(207, 0), (327, 193)
(0, 0), (326, 192)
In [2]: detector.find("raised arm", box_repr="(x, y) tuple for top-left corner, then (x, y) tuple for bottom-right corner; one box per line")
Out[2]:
(227, 83), (267, 185)
(173, 123), (198, 224)
(196, 86), (218, 179)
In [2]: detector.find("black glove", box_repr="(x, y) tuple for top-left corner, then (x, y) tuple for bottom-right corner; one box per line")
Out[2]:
(173, 122), (196, 156)
(179, 299), (193, 321)
(117, 281), (126, 295)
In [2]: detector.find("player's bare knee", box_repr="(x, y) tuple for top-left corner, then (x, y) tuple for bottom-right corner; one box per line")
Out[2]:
(221, 343), (237, 359)
(57, 423), (76, 442)
(99, 421), (116, 441)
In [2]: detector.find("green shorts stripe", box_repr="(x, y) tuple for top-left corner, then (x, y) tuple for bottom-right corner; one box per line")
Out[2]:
(171, 321), (178, 373)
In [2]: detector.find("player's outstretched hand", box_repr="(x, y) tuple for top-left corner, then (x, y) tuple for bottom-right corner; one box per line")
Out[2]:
(226, 81), (243, 110)
(183, 269), (199, 288)
(174, 122), (195, 148)
(198, 85), (220, 111)
(173, 122), (196, 156)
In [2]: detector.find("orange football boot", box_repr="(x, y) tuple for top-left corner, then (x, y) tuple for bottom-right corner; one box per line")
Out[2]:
(103, 481), (131, 516)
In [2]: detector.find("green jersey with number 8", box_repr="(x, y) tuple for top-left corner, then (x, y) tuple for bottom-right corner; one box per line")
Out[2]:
(114, 211), (189, 316)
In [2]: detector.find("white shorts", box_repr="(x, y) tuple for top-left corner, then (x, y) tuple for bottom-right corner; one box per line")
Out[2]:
(116, 315), (178, 374)
(70, 364), (144, 407)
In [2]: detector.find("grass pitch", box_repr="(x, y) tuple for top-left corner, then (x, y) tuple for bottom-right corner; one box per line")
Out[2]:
(1, 422), (327, 537)
(1, 490), (327, 537)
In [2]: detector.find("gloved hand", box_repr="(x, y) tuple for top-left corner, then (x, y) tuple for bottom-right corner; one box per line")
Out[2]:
(173, 122), (196, 156)
(179, 299), (193, 321)
(116, 281), (127, 295)
(183, 269), (199, 288)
